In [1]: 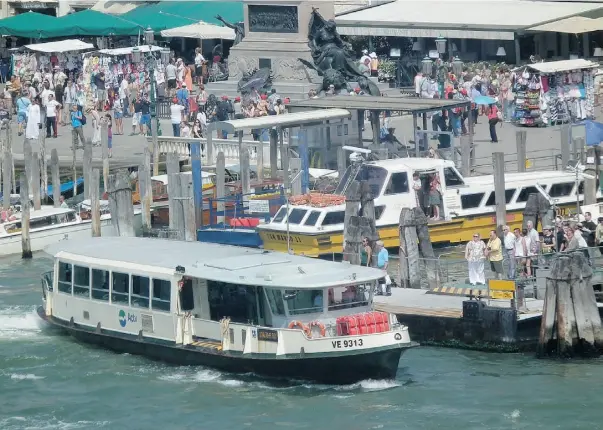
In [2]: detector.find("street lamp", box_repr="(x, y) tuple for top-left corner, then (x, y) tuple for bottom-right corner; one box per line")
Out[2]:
(435, 36), (447, 55)
(421, 56), (433, 75)
(132, 28), (161, 136)
(452, 56), (463, 76)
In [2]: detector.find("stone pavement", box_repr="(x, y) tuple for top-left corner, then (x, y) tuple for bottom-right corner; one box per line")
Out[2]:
(5, 99), (595, 174)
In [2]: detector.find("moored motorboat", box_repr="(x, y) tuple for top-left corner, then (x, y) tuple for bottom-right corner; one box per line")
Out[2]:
(38, 237), (416, 383)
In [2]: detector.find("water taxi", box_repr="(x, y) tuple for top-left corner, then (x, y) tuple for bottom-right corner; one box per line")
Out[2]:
(38, 237), (415, 384)
(257, 158), (600, 257)
(0, 206), (114, 257)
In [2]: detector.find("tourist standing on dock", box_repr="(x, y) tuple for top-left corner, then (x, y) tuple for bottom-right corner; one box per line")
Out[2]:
(596, 217), (603, 256)
(485, 230), (503, 279)
(375, 241), (391, 295)
(541, 226), (556, 266)
(515, 229), (532, 277)
(503, 226), (516, 279)
(25, 96), (40, 140)
(15, 90), (30, 136)
(70, 104), (85, 148)
(526, 221), (540, 255)
(487, 102), (499, 143)
(360, 237), (373, 267)
(582, 212), (597, 247)
(465, 233), (486, 285)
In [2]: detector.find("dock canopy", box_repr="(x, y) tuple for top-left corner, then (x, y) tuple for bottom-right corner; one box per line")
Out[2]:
(517, 59), (598, 74)
(95, 45), (163, 56)
(0, 11), (60, 38)
(24, 39), (94, 53)
(208, 108), (352, 133)
(161, 21), (235, 40)
(289, 96), (470, 115)
(528, 16), (603, 34)
(56, 9), (141, 36)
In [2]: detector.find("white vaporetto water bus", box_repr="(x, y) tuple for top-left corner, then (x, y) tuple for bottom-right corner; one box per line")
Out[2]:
(39, 237), (416, 384)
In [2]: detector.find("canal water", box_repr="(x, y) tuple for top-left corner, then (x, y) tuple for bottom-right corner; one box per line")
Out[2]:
(1, 253), (602, 429)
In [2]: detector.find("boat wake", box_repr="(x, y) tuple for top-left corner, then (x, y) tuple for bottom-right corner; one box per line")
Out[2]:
(8, 373), (45, 380)
(156, 366), (401, 393)
(0, 416), (109, 430)
(0, 306), (43, 340)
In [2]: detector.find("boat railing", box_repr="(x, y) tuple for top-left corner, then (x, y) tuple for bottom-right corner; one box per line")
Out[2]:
(41, 270), (53, 300)
(202, 190), (286, 230)
(471, 147), (563, 174)
(150, 136), (279, 167)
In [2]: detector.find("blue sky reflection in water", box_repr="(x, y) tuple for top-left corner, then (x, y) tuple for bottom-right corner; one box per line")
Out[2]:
(0, 253), (602, 430)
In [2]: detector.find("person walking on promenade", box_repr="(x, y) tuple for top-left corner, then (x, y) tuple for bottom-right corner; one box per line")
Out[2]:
(465, 232), (486, 285)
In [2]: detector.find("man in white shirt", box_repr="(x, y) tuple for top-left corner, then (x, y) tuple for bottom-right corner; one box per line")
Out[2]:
(502, 225), (516, 279)
(40, 82), (54, 127)
(119, 78), (129, 116)
(194, 47), (205, 86)
(526, 220), (540, 255)
(414, 72), (423, 98)
(165, 60), (177, 98)
(170, 98), (184, 137)
(45, 93), (61, 138)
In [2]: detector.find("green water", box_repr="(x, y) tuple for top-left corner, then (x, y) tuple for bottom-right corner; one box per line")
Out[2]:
(1, 254), (602, 429)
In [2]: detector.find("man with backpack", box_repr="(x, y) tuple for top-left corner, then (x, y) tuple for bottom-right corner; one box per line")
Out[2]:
(70, 104), (85, 149)
(216, 96), (233, 138)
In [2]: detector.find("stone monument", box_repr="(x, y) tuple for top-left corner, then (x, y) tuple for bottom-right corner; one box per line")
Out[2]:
(206, 0), (333, 100)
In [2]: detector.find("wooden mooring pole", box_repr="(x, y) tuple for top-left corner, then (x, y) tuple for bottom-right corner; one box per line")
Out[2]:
(39, 132), (47, 200)
(538, 252), (603, 358)
(19, 173), (31, 259)
(343, 181), (360, 262)
(90, 168), (101, 237)
(102, 122), (109, 192)
(106, 171), (135, 237)
(83, 139), (92, 200)
(51, 149), (60, 208)
(2, 149), (10, 210)
(139, 147), (153, 232)
(398, 207), (420, 289)
(166, 152), (180, 231)
(31, 152), (41, 210)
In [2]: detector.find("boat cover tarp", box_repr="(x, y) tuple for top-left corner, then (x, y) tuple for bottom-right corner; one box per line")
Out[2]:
(47, 177), (84, 196)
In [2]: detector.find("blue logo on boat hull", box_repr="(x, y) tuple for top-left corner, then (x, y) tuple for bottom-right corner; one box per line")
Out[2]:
(118, 310), (126, 327)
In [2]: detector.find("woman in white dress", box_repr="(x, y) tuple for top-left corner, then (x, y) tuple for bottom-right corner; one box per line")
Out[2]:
(465, 232), (486, 285)
(90, 108), (101, 146)
(25, 97), (41, 140)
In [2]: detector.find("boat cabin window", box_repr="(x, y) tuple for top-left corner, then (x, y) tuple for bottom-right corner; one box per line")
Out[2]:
(461, 193), (485, 209)
(485, 189), (516, 206)
(30, 216), (53, 229)
(578, 181), (584, 195)
(152, 279), (171, 312)
(57, 261), (72, 294)
(288, 208), (307, 225)
(91, 268), (109, 301)
(444, 167), (464, 187)
(322, 211), (345, 226)
(304, 210), (321, 226)
(265, 288), (286, 316)
(374, 205), (385, 220)
(132, 275), (150, 309)
(384, 172), (409, 195)
(335, 165), (388, 197)
(517, 186), (538, 203)
(207, 281), (260, 324)
(73, 265), (90, 298)
(112, 272), (129, 305)
(272, 207), (287, 223)
(328, 284), (370, 311)
(549, 182), (574, 198)
(284, 289), (323, 315)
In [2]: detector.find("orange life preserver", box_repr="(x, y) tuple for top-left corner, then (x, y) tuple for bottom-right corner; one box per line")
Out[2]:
(288, 320), (311, 338)
(308, 320), (326, 338)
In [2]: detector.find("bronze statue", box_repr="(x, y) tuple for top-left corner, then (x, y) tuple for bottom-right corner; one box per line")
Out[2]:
(300, 8), (380, 96)
(216, 14), (245, 46)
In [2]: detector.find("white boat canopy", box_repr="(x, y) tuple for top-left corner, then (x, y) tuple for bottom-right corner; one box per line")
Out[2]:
(528, 16), (603, 34)
(24, 39), (94, 53)
(161, 21), (235, 40)
(209, 108), (352, 133)
(516, 59), (598, 74)
(96, 45), (163, 56)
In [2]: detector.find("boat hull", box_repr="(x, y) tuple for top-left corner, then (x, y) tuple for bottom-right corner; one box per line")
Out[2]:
(259, 205), (577, 257)
(37, 307), (410, 384)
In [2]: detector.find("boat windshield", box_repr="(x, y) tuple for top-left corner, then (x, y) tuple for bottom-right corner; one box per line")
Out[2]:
(283, 289), (324, 315)
(335, 165), (388, 196)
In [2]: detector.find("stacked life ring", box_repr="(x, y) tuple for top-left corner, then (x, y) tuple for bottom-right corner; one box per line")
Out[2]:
(288, 320), (312, 338)
(308, 320), (327, 338)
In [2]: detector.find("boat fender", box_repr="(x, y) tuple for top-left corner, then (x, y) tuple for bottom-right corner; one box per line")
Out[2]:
(308, 321), (326, 338)
(288, 320), (311, 338)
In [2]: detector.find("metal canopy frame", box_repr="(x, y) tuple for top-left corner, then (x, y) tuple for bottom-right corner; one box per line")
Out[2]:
(289, 96), (471, 115)
(208, 108), (352, 133)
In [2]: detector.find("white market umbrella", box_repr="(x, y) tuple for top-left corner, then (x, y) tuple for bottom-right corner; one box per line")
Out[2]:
(161, 21), (235, 40)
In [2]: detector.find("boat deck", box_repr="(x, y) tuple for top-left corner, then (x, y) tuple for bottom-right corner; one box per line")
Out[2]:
(189, 337), (223, 351)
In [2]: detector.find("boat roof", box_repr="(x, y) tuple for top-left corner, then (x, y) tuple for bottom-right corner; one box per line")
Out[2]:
(8, 206), (74, 221)
(368, 158), (456, 171)
(463, 170), (577, 186)
(151, 171), (214, 185)
(45, 237), (385, 289)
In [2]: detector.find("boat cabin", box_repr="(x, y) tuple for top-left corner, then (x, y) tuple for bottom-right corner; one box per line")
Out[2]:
(0, 207), (78, 236)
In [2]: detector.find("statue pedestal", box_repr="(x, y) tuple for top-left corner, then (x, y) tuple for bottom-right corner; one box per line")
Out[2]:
(206, 0), (334, 100)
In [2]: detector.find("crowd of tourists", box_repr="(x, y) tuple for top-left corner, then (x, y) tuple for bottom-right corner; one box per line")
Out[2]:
(464, 214), (603, 285)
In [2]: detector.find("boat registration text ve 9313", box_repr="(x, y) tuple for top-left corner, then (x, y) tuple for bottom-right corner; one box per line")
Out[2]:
(332, 339), (363, 348)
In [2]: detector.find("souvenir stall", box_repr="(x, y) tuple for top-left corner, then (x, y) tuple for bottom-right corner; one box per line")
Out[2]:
(11, 39), (93, 84)
(513, 59), (598, 127)
(82, 45), (165, 109)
